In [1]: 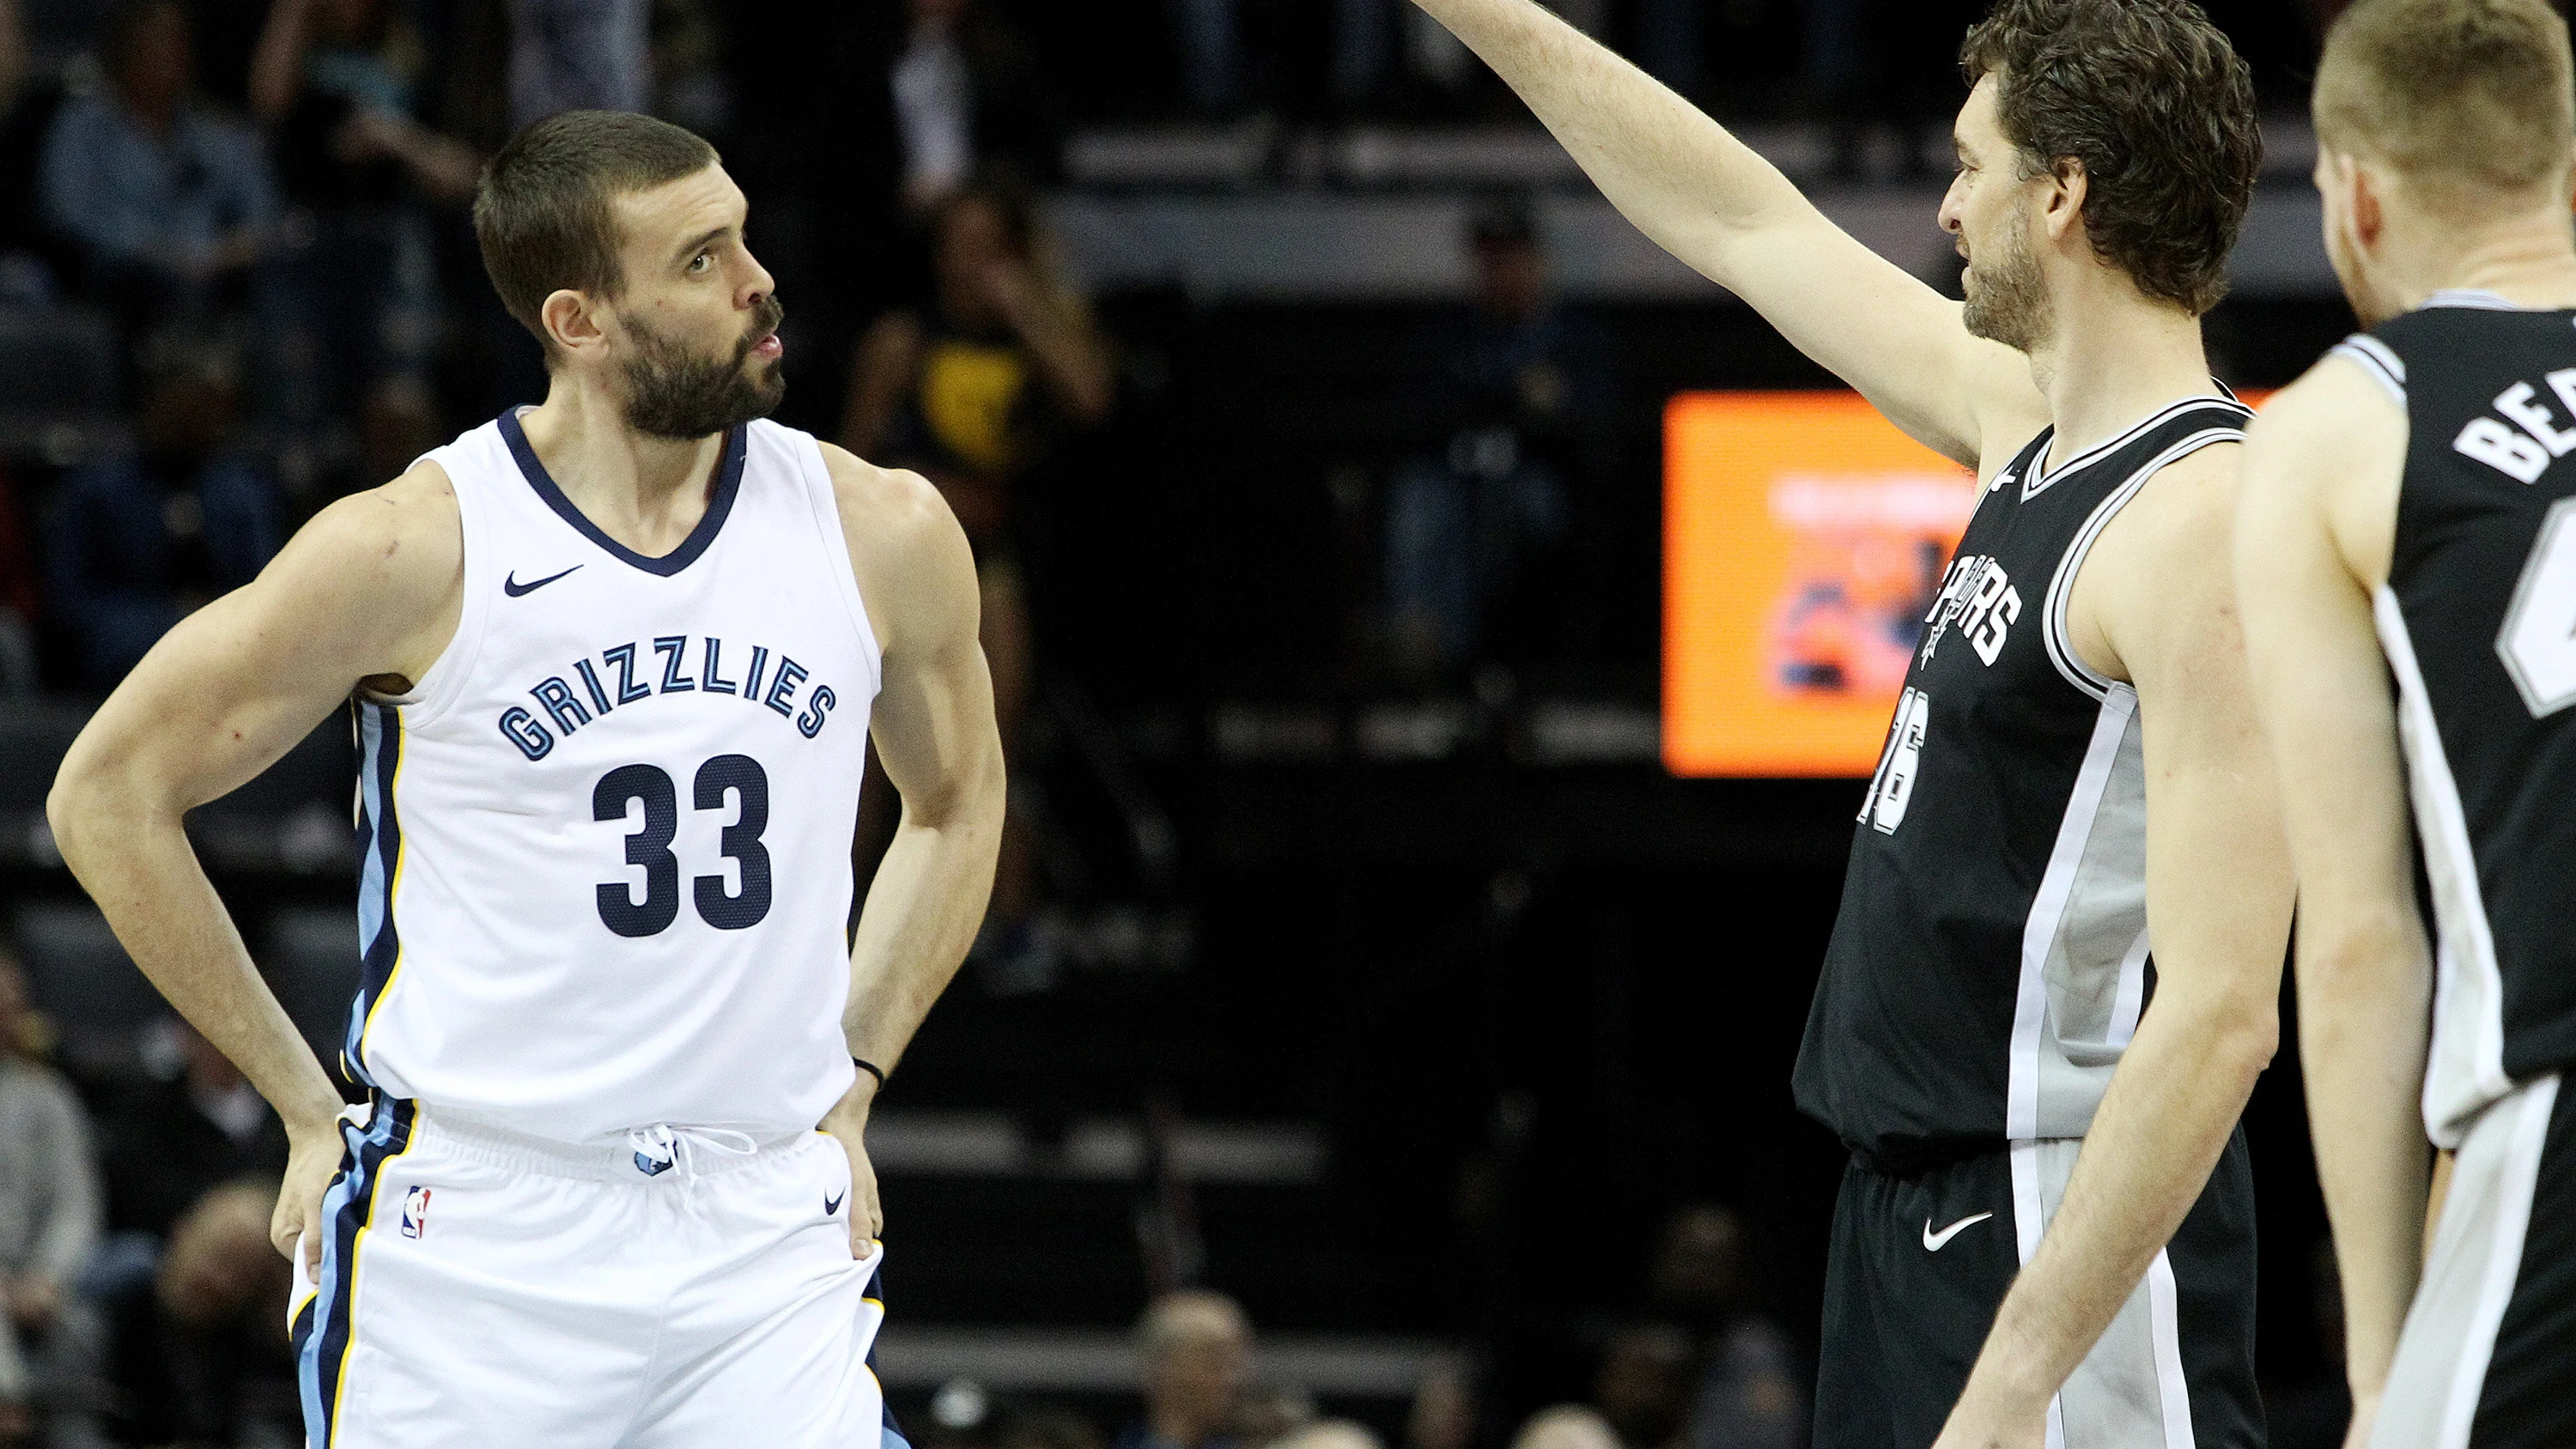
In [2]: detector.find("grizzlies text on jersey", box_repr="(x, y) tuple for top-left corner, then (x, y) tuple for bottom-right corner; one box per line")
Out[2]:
(343, 411), (879, 1143)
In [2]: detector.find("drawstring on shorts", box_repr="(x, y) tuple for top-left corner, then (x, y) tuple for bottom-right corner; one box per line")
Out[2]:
(627, 1124), (761, 1207)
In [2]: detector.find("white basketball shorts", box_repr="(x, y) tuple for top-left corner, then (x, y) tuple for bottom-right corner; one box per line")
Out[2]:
(289, 1099), (902, 1449)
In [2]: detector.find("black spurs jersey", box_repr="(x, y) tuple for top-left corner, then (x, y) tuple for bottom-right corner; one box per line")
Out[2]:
(2335, 292), (2576, 1148)
(1791, 393), (2251, 1170)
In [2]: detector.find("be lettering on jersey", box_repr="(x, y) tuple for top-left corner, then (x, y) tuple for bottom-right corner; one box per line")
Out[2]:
(2457, 368), (2576, 483)
(496, 634), (840, 761)
(1918, 555), (2021, 667)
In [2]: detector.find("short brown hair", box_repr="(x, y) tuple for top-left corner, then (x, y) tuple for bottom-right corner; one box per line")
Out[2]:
(1961, 0), (2261, 315)
(2314, 0), (2574, 215)
(472, 111), (720, 353)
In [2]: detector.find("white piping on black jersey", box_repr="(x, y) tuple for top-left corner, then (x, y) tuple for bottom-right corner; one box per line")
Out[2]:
(2424, 288), (2527, 312)
(2041, 425), (2249, 701)
(2332, 335), (2410, 406)
(2016, 393), (2247, 502)
(2375, 585), (2516, 1148)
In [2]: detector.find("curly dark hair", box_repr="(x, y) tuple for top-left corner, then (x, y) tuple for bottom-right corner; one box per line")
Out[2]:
(1960, 0), (2261, 316)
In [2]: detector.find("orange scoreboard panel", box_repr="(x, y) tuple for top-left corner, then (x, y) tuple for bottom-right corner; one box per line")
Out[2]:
(1664, 391), (1978, 778)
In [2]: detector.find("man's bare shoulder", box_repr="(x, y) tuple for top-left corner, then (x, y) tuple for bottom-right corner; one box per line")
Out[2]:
(816, 443), (949, 545)
(2243, 355), (2408, 585)
(2065, 434), (2245, 684)
(815, 442), (978, 652)
(259, 460), (464, 687)
(2245, 355), (2408, 474)
(2090, 433), (2241, 579)
(276, 459), (463, 606)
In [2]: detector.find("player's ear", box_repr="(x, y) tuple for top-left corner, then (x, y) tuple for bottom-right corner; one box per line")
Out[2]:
(2348, 160), (2385, 252)
(542, 288), (605, 360)
(2041, 157), (2087, 243)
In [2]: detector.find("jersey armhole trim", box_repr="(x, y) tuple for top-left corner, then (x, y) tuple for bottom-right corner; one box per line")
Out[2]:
(2043, 426), (2245, 700)
(2330, 336), (2409, 408)
(357, 441), (491, 727)
(795, 431), (887, 700)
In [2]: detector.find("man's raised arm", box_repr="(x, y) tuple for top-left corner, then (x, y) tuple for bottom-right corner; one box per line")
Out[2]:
(1410, 0), (2038, 464)
(46, 466), (465, 1273)
(817, 447), (1008, 1246)
(2233, 361), (2429, 1440)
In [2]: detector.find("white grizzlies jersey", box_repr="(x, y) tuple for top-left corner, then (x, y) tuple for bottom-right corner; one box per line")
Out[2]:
(345, 410), (878, 1143)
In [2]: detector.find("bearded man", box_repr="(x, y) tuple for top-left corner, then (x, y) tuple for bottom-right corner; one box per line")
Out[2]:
(47, 109), (1005, 1448)
(1406, 1), (2293, 1445)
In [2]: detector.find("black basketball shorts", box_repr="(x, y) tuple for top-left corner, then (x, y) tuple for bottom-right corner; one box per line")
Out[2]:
(1814, 1128), (2261, 1449)
(2371, 1073), (2576, 1449)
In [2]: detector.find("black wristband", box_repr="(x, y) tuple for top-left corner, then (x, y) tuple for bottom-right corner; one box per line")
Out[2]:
(853, 1057), (888, 1092)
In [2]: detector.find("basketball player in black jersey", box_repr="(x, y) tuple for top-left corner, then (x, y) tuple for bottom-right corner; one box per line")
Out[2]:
(2237, 3), (2576, 1446)
(1406, 1), (2293, 1444)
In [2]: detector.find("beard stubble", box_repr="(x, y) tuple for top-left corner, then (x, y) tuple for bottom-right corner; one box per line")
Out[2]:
(620, 295), (788, 440)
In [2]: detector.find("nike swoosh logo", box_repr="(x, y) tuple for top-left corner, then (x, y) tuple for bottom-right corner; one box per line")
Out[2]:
(824, 1191), (845, 1216)
(503, 565), (583, 597)
(1923, 1211), (1995, 1252)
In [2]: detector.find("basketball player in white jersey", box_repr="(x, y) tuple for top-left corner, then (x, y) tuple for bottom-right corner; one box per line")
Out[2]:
(2238, 3), (2576, 1445)
(46, 110), (1006, 1447)
(1409, 2), (2293, 1445)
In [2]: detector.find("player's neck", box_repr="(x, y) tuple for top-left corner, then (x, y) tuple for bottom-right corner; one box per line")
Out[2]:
(2025, 288), (2214, 472)
(2406, 214), (2576, 313)
(517, 380), (729, 555)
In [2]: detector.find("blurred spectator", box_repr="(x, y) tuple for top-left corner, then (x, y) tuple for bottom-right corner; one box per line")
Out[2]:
(1406, 1358), (1477, 1449)
(0, 949), (108, 1449)
(44, 336), (280, 688)
(96, 1018), (288, 1240)
(890, 0), (1057, 218)
(249, 0), (477, 477)
(38, 0), (276, 326)
(1645, 1204), (1802, 1449)
(1234, 1385), (1317, 1449)
(1593, 1325), (1693, 1449)
(843, 176), (1112, 969)
(505, 0), (647, 130)
(1270, 1422), (1380, 1449)
(1382, 194), (1609, 679)
(1121, 1289), (1251, 1449)
(1514, 1405), (1620, 1449)
(103, 1177), (295, 1447)
(0, 0), (76, 300)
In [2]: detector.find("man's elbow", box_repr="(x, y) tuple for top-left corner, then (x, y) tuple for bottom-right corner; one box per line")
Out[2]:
(44, 761), (110, 876)
(2167, 991), (2281, 1084)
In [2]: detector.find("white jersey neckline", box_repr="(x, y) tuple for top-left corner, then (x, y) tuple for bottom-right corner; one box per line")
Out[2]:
(497, 408), (749, 579)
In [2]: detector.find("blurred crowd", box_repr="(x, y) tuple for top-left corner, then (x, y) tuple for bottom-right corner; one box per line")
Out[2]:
(911, 1221), (1809, 1449)
(0, 944), (299, 1447)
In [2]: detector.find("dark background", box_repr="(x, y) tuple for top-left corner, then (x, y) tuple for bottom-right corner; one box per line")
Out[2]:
(0, 0), (2391, 1446)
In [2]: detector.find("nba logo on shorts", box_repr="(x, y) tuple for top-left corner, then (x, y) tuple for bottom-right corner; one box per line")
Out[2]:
(401, 1185), (433, 1240)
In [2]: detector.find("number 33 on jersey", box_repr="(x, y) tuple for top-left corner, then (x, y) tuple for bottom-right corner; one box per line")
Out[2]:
(343, 413), (881, 1145)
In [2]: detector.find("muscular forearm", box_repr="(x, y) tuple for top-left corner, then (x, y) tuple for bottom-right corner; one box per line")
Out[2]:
(2299, 923), (2433, 1404)
(52, 797), (342, 1135)
(1409, 0), (1801, 261)
(1957, 994), (2271, 1416)
(840, 768), (1004, 1080)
